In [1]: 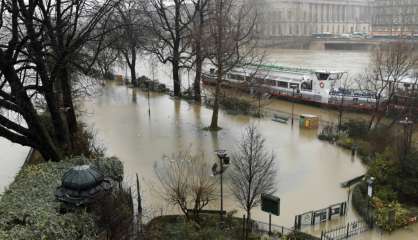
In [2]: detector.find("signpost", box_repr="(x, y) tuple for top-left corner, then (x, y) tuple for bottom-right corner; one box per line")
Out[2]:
(261, 194), (280, 235)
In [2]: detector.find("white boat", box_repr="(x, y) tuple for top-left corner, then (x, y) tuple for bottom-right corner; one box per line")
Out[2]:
(202, 64), (377, 109)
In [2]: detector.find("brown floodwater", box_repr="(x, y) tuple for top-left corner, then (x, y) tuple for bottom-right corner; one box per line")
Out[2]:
(82, 82), (366, 227)
(83, 81), (418, 239)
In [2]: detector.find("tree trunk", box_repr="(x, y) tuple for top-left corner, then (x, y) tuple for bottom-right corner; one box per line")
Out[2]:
(1, 62), (62, 161)
(210, 71), (222, 130)
(172, 60), (181, 97)
(245, 209), (251, 240)
(194, 53), (202, 102)
(193, 8), (204, 102)
(130, 47), (138, 87)
(44, 88), (71, 151)
(60, 68), (78, 149)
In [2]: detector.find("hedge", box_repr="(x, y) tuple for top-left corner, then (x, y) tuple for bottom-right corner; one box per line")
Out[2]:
(0, 156), (123, 240)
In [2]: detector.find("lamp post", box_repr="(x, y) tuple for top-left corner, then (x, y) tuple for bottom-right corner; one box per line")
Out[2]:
(213, 150), (230, 226)
(398, 116), (414, 166)
(290, 85), (297, 127)
(367, 176), (375, 228)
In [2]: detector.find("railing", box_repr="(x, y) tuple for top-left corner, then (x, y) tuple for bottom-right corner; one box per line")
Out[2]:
(321, 220), (369, 240)
(252, 220), (294, 237)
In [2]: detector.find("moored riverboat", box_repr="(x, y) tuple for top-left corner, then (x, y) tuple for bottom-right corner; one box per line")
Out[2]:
(202, 64), (377, 111)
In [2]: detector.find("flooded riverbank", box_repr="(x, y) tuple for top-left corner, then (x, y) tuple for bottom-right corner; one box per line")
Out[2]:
(82, 82), (366, 226)
(83, 81), (418, 239)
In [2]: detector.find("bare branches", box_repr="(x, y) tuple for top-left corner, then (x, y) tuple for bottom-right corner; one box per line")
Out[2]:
(361, 41), (418, 129)
(154, 151), (217, 221)
(0, 0), (119, 160)
(229, 124), (277, 225)
(144, 0), (193, 96)
(207, 0), (260, 129)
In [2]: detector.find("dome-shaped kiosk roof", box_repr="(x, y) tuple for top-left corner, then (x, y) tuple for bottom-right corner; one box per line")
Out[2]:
(55, 165), (112, 206)
(62, 165), (104, 190)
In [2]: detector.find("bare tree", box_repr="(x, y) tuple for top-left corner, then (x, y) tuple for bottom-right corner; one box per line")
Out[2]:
(154, 151), (217, 222)
(334, 76), (355, 133)
(96, 47), (119, 80)
(229, 125), (277, 238)
(0, 0), (117, 160)
(189, 0), (209, 101)
(112, 0), (147, 87)
(145, 0), (195, 97)
(361, 42), (418, 130)
(206, 0), (259, 130)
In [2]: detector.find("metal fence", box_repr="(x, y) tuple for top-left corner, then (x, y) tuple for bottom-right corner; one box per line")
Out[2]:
(320, 220), (369, 240)
(252, 220), (294, 237)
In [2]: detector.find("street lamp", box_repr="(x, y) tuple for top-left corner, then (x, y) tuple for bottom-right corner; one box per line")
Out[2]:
(212, 149), (230, 226)
(290, 85), (298, 127)
(398, 116), (414, 166)
(367, 176), (375, 228)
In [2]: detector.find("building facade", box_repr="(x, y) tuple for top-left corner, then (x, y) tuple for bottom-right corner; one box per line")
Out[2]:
(372, 0), (418, 37)
(258, 0), (372, 37)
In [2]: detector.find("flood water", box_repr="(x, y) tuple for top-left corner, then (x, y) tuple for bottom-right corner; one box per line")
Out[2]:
(83, 82), (366, 227)
(0, 139), (28, 194)
(86, 48), (415, 239)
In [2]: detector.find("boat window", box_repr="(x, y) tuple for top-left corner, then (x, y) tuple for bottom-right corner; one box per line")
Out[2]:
(229, 74), (245, 81)
(328, 73), (340, 81)
(301, 81), (312, 90)
(277, 81), (288, 88)
(316, 72), (330, 81)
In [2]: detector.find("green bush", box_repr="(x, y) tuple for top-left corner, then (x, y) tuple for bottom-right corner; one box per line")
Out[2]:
(352, 182), (370, 222)
(219, 96), (255, 115)
(336, 136), (354, 149)
(375, 187), (398, 203)
(374, 200), (410, 232)
(340, 120), (369, 139)
(0, 157), (124, 240)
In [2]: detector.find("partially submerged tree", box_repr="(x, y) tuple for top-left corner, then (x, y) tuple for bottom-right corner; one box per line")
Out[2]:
(113, 0), (147, 87)
(361, 42), (418, 130)
(145, 0), (194, 97)
(229, 125), (277, 238)
(206, 0), (259, 130)
(154, 151), (217, 222)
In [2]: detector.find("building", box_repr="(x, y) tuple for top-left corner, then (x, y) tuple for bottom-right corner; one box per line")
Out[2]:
(257, 0), (372, 37)
(372, 0), (418, 37)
